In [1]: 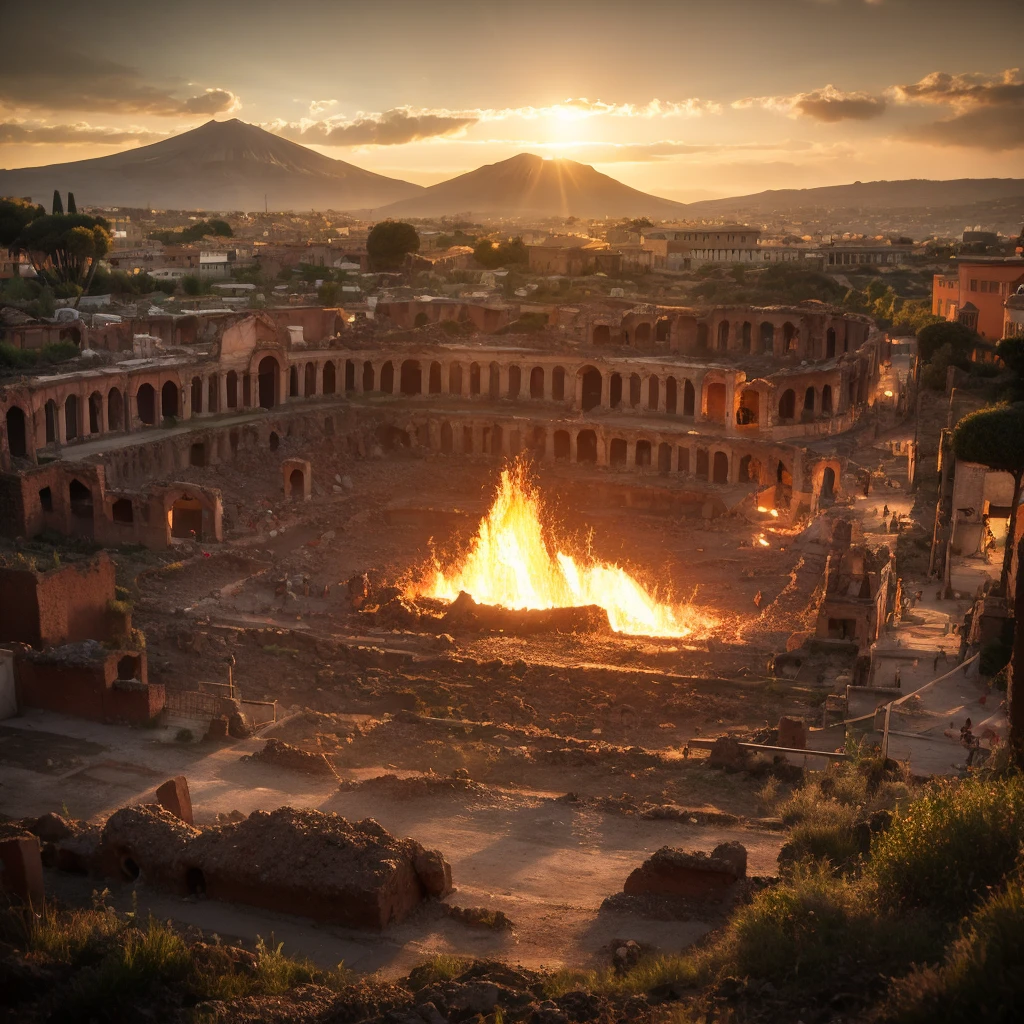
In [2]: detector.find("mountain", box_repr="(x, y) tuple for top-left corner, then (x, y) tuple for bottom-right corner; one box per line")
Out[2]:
(0, 119), (423, 212)
(377, 153), (688, 219)
(681, 178), (1024, 218)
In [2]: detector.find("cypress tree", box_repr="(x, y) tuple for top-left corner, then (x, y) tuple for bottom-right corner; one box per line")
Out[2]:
(52, 190), (64, 215)
(67, 192), (77, 214)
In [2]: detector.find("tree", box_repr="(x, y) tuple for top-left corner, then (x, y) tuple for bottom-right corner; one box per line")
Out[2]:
(917, 320), (976, 366)
(628, 217), (653, 234)
(474, 237), (527, 269)
(52, 190), (63, 216)
(0, 197), (45, 247)
(15, 213), (111, 306)
(67, 192), (77, 215)
(952, 402), (1024, 594)
(1010, 533), (1024, 765)
(367, 220), (419, 271)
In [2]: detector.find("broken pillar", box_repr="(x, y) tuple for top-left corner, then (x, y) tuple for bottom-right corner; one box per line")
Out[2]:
(0, 834), (45, 907)
(776, 716), (807, 750)
(155, 776), (194, 825)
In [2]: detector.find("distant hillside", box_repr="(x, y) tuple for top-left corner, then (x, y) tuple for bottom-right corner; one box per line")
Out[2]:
(683, 178), (1024, 218)
(378, 153), (688, 220)
(0, 119), (423, 212)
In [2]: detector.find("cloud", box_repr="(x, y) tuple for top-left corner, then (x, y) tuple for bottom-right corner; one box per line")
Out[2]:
(309, 99), (338, 117)
(734, 84), (886, 121)
(0, 48), (239, 116)
(0, 121), (168, 145)
(891, 69), (1024, 150)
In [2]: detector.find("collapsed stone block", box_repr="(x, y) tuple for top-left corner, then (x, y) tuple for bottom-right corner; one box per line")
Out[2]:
(776, 717), (807, 750)
(155, 776), (193, 825)
(0, 835), (45, 907)
(708, 736), (749, 771)
(623, 843), (747, 900)
(100, 804), (200, 891)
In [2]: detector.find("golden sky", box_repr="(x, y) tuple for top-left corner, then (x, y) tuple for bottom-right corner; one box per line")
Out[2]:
(2, 0), (1022, 201)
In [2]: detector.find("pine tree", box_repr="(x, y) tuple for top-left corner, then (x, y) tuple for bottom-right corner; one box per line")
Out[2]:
(52, 190), (64, 215)
(67, 192), (77, 215)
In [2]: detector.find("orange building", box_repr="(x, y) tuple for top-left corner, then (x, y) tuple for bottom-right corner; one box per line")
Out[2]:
(931, 258), (1024, 340)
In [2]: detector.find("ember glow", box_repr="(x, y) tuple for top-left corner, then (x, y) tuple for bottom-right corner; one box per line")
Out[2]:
(413, 463), (715, 638)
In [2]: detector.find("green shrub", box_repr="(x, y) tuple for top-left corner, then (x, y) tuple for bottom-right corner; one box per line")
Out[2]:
(883, 872), (1024, 1023)
(870, 774), (1024, 918)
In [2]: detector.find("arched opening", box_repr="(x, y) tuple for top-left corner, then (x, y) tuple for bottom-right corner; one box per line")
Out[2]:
(323, 361), (336, 395)
(713, 451), (729, 484)
(656, 317), (671, 342)
(647, 376), (659, 410)
(742, 322), (752, 352)
(5, 406), (27, 457)
(635, 322), (652, 347)
(737, 389), (760, 425)
(400, 359), (422, 395)
(289, 366), (300, 397)
(530, 366), (544, 399)
(121, 856), (140, 882)
(696, 449), (709, 480)
(682, 379), (695, 417)
(226, 371), (238, 409)
(64, 394), (79, 440)
(69, 479), (93, 519)
(229, 429), (239, 455)
(717, 321), (730, 351)
(170, 493), (204, 540)
(783, 322), (798, 353)
(826, 328), (836, 359)
(778, 389), (796, 421)
(821, 385), (834, 414)
(88, 392), (102, 434)
(738, 455), (759, 483)
(552, 366), (566, 401)
(428, 362), (442, 394)
(803, 386), (816, 416)
(207, 375), (219, 412)
(665, 376), (677, 414)
(469, 363), (481, 395)
(821, 466), (836, 502)
(449, 363), (464, 395)
(593, 324), (611, 345)
(258, 357), (279, 409)
(488, 362), (501, 400)
(609, 372), (623, 408)
(777, 461), (792, 484)
(161, 381), (178, 419)
(441, 422), (454, 453)
(44, 400), (57, 444)
(362, 361), (374, 392)
(107, 388), (123, 431)
(39, 486), (53, 512)
(117, 655), (140, 680)
(268, 432), (279, 451)
(576, 429), (597, 463)
(190, 377), (203, 415)
(185, 867), (206, 896)
(345, 360), (356, 391)
(610, 438), (627, 466)
(528, 426), (546, 456)
(137, 384), (156, 425)
(553, 429), (570, 460)
(304, 361), (316, 397)
(658, 442), (672, 473)
(414, 311), (429, 328)
(463, 426), (474, 453)
(190, 442), (207, 467)
(490, 424), (503, 456)
(376, 424), (410, 450)
(677, 447), (690, 474)
(289, 468), (305, 498)
(696, 323), (709, 350)
(635, 440), (652, 467)
(580, 367), (602, 411)
(112, 498), (133, 523)
(760, 321), (775, 352)
(507, 365), (521, 399)
(629, 374), (642, 408)
(379, 361), (394, 393)
(705, 382), (726, 423)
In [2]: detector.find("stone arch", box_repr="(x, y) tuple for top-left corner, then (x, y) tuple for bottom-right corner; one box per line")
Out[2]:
(428, 361), (442, 394)
(658, 442), (672, 472)
(783, 321), (798, 353)
(552, 366), (566, 401)
(161, 380), (178, 419)
(635, 321), (652, 347)
(5, 405), (27, 457)
(593, 324), (611, 345)
(738, 454), (759, 483)
(64, 394), (79, 440)
(44, 400), (57, 444)
(380, 361), (394, 393)
(268, 431), (279, 451)
(609, 372), (623, 407)
(826, 327), (836, 359)
(137, 383), (156, 425)
(449, 363), (464, 394)
(400, 359), (422, 395)
(470, 362), (481, 395)
(737, 388), (759, 425)
(440, 421), (454, 453)
(742, 322), (752, 352)
(508, 365), (522, 399)
(717, 321), (729, 351)
(629, 373), (642, 408)
(579, 366), (602, 411)
(553, 429), (570, 460)
(696, 449), (709, 480)
(682, 379), (695, 417)
(760, 321), (775, 352)
(289, 366), (299, 397)
(362, 361), (375, 391)
(778, 388), (796, 420)
(105, 387), (123, 432)
(258, 356), (279, 409)
(610, 438), (627, 466)
(111, 498), (133, 523)
(665, 376), (677, 414)
(226, 370), (239, 409)
(190, 376), (203, 414)
(821, 466), (836, 502)
(345, 360), (356, 391)
(647, 375), (659, 410)
(655, 317), (671, 342)
(821, 384), (834, 414)
(68, 478), (93, 519)
(712, 451), (729, 484)
(288, 468), (305, 498)
(488, 362), (501, 400)
(304, 361), (316, 397)
(577, 429), (597, 463)
(88, 391), (102, 433)
(323, 360), (337, 395)
(705, 382), (726, 423)
(635, 439), (652, 467)
(803, 386), (815, 416)
(530, 366), (544, 399)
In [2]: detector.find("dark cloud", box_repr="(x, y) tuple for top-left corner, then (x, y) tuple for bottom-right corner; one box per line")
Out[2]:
(792, 90), (886, 122)
(273, 107), (477, 146)
(910, 105), (1024, 150)
(0, 122), (167, 145)
(892, 69), (1024, 106)
(0, 49), (238, 116)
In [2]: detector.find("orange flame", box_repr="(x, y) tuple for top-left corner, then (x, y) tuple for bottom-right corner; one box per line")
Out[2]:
(413, 462), (715, 638)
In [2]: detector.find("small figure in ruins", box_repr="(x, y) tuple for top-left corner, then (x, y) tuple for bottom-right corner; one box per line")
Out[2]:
(883, 504), (890, 519)
(753, 590), (763, 609)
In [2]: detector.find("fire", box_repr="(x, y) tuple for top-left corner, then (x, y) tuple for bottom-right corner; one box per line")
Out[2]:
(412, 462), (714, 638)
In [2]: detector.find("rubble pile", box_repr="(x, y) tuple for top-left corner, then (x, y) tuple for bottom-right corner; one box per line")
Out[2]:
(242, 738), (338, 776)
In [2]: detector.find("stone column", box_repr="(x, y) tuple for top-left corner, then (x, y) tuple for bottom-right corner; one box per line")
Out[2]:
(693, 371), (707, 422)
(569, 431), (578, 463)
(219, 374), (229, 413)
(314, 362), (323, 397)
(181, 383), (191, 422)
(725, 377), (737, 434)
(601, 372), (612, 410)
(574, 372), (584, 411)
(596, 431), (608, 466)
(627, 439), (637, 468)
(542, 369), (552, 401)
(656, 376), (666, 413)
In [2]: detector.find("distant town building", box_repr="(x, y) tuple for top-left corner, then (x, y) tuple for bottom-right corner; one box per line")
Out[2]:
(931, 258), (1024, 339)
